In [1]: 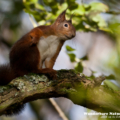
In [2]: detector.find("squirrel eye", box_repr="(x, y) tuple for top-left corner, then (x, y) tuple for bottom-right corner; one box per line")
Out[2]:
(64, 23), (68, 27)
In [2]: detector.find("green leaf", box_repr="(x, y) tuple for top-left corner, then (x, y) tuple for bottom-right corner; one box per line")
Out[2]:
(84, 4), (91, 11)
(35, 4), (45, 10)
(68, 53), (76, 62)
(56, 3), (68, 15)
(90, 2), (109, 12)
(104, 80), (119, 91)
(81, 55), (88, 60)
(106, 74), (116, 80)
(99, 27), (113, 33)
(72, 4), (85, 15)
(24, 0), (38, 5)
(75, 62), (83, 73)
(66, 45), (75, 51)
(23, 0), (110, 34)
(92, 14), (107, 27)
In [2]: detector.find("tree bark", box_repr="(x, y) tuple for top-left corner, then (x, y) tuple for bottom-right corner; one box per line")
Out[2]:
(0, 69), (120, 115)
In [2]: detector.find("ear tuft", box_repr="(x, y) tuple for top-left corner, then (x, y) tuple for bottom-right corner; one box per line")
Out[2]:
(55, 9), (67, 23)
(68, 13), (74, 23)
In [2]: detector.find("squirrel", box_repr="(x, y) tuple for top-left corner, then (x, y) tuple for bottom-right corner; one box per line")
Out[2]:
(0, 9), (76, 86)
(0, 9), (76, 115)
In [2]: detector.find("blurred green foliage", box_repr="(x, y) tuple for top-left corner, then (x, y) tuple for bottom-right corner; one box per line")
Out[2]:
(0, 0), (24, 45)
(104, 80), (119, 91)
(0, 0), (24, 30)
(23, 0), (110, 32)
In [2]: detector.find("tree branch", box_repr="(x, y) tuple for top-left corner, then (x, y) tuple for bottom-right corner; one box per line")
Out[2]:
(0, 69), (120, 115)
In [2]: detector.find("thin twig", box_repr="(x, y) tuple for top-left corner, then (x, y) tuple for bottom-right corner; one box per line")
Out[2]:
(49, 98), (69, 120)
(29, 15), (38, 27)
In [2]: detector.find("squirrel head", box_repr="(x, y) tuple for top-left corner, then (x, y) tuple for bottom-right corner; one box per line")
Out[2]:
(52, 9), (76, 40)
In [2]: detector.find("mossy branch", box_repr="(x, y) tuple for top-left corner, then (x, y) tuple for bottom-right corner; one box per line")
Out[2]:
(0, 69), (120, 115)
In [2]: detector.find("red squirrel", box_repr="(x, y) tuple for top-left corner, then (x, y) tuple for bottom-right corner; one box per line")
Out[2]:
(0, 9), (76, 86)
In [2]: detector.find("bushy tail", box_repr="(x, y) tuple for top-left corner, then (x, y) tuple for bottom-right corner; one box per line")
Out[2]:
(0, 64), (15, 85)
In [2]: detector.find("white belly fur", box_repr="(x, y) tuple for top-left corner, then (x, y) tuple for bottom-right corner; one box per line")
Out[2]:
(37, 35), (60, 68)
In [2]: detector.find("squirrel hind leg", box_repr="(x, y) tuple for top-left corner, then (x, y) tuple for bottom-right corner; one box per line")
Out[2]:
(0, 64), (15, 86)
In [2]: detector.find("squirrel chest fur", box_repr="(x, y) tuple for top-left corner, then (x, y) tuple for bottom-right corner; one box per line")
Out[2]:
(37, 35), (60, 68)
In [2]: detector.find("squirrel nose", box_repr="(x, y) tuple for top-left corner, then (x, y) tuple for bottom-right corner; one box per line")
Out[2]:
(72, 31), (76, 38)
(72, 33), (76, 38)
(72, 34), (75, 38)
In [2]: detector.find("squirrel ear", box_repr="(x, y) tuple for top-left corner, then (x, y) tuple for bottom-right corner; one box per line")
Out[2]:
(55, 9), (67, 23)
(68, 13), (74, 23)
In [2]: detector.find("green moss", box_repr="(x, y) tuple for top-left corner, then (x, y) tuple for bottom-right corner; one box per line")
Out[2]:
(0, 105), (7, 109)
(59, 88), (76, 94)
(33, 86), (37, 90)
(10, 79), (27, 92)
(58, 82), (72, 88)
(27, 85), (34, 92)
(21, 89), (25, 92)
(17, 81), (25, 90)
(38, 84), (47, 90)
(57, 69), (78, 79)
(14, 92), (19, 96)
(0, 87), (5, 93)
(9, 74), (51, 93)
(0, 86), (11, 93)
(46, 81), (53, 86)
(24, 74), (49, 84)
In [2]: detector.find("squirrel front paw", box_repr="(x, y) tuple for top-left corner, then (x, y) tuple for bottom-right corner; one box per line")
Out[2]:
(47, 69), (57, 80)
